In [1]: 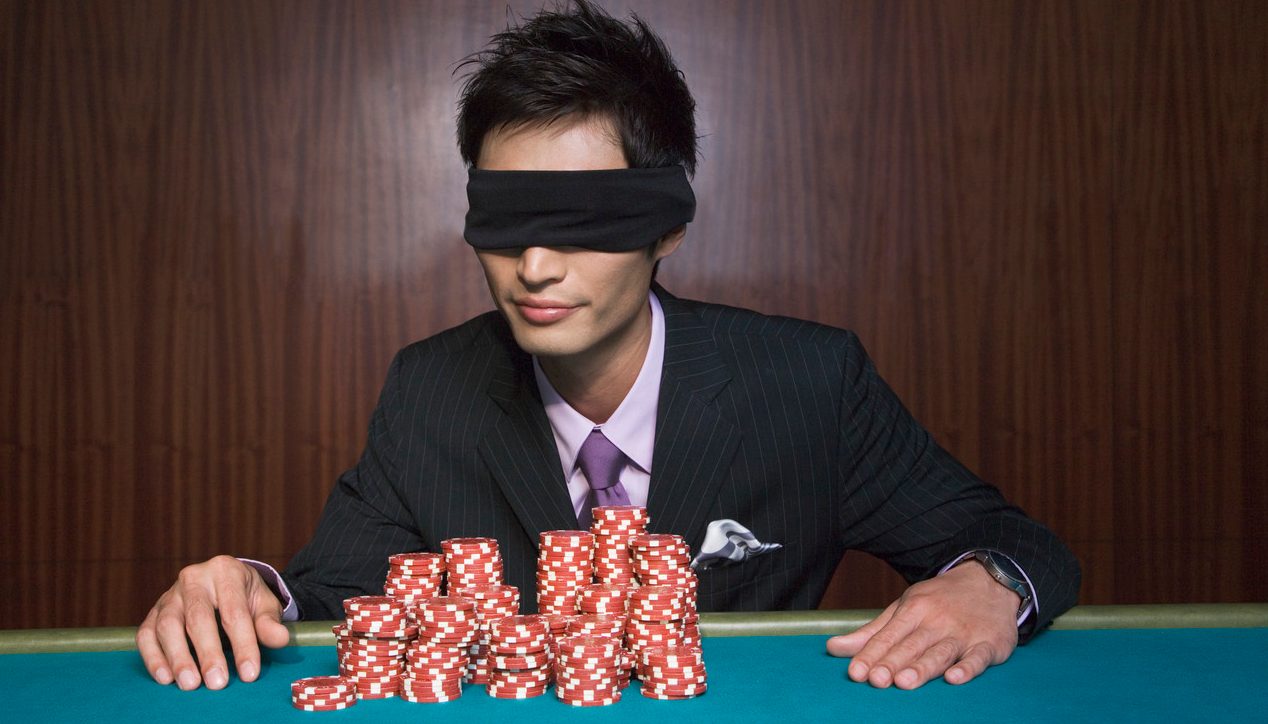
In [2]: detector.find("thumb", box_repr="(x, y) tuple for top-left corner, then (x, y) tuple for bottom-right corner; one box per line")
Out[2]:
(253, 596), (291, 649)
(826, 605), (894, 658)
(826, 628), (872, 658)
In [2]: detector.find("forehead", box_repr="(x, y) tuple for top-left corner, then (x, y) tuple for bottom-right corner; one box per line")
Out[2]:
(476, 117), (628, 171)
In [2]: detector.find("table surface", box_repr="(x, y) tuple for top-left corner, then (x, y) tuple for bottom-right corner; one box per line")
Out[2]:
(3, 605), (1266, 723)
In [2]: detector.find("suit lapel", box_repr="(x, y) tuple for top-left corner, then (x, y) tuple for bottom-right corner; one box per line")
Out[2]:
(477, 321), (578, 546)
(647, 287), (742, 549)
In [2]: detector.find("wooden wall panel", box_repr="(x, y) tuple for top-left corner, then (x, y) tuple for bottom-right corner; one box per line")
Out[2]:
(1110, 0), (1267, 603)
(0, 0), (1263, 629)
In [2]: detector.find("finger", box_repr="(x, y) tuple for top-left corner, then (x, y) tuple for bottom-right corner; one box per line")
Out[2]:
(944, 641), (997, 685)
(182, 585), (230, 690)
(154, 596), (203, 691)
(215, 572), (262, 684)
(871, 626), (942, 689)
(847, 605), (921, 687)
(825, 604), (894, 658)
(894, 637), (963, 690)
(136, 607), (174, 685)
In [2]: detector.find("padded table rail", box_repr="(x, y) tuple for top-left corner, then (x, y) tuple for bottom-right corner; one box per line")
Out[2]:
(3, 603), (1265, 654)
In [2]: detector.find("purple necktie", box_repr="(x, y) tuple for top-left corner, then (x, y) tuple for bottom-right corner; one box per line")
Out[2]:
(575, 428), (631, 528)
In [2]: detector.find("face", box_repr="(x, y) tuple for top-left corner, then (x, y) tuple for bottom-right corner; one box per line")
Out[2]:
(474, 118), (683, 364)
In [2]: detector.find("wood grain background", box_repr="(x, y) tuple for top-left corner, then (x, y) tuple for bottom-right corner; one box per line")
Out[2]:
(1, 0), (1264, 629)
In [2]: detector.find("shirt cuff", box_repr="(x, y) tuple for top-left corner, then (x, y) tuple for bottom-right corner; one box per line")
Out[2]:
(939, 550), (1037, 628)
(239, 558), (300, 622)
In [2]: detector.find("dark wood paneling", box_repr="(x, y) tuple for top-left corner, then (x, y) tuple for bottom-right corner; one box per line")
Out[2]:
(1110, 0), (1268, 603)
(1, 1), (1263, 628)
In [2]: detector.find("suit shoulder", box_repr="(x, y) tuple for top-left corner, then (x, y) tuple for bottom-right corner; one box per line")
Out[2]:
(672, 296), (863, 355)
(389, 310), (514, 375)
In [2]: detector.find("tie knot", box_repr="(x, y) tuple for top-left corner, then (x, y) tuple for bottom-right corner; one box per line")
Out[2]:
(576, 428), (626, 492)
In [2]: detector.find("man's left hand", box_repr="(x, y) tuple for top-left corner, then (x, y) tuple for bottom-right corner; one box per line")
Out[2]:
(826, 560), (1020, 689)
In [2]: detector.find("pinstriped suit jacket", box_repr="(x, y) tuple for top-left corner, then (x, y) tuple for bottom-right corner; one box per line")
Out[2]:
(283, 285), (1080, 640)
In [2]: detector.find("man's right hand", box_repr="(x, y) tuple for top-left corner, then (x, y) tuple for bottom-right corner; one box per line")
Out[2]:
(136, 555), (291, 690)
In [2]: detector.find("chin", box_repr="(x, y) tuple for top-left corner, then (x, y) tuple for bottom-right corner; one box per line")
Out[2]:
(506, 322), (587, 359)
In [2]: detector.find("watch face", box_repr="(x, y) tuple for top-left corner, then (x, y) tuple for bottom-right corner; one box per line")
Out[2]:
(985, 552), (1025, 583)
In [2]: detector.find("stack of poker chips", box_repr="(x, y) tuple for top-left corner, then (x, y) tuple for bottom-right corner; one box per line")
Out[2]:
(291, 675), (358, 711)
(536, 529), (595, 614)
(540, 612), (577, 668)
(442, 537), (504, 594)
(461, 583), (521, 684)
(486, 615), (553, 699)
(577, 583), (633, 615)
(384, 552), (445, 607)
(554, 635), (625, 706)
(340, 596), (416, 699)
(637, 644), (708, 700)
(590, 506), (648, 584)
(630, 532), (702, 648)
(624, 585), (687, 664)
(400, 596), (480, 703)
(565, 613), (634, 687)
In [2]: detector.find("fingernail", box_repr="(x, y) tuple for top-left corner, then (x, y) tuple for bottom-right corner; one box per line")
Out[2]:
(238, 660), (257, 682)
(155, 666), (172, 684)
(177, 669), (200, 691)
(204, 666), (227, 690)
(848, 661), (869, 681)
(896, 668), (916, 687)
(872, 666), (891, 686)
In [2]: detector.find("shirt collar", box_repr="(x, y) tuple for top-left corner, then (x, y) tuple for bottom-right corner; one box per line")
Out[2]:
(534, 290), (665, 475)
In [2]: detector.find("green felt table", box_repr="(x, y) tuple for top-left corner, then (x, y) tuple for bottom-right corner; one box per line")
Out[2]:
(2, 605), (1265, 723)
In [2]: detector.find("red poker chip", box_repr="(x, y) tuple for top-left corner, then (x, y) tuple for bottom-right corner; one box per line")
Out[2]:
(488, 645), (549, 658)
(403, 678), (464, 690)
(641, 656), (705, 670)
(415, 614), (478, 626)
(490, 673), (553, 687)
(291, 675), (353, 693)
(555, 676), (622, 689)
(487, 688), (549, 699)
(404, 679), (464, 691)
(490, 653), (552, 669)
(555, 681), (622, 693)
(403, 684), (464, 694)
(416, 611), (479, 623)
(344, 595), (403, 611)
(555, 665), (622, 677)
(407, 663), (467, 676)
(645, 683), (709, 696)
(403, 689), (464, 700)
(643, 671), (709, 685)
(291, 690), (357, 703)
(489, 632), (549, 646)
(490, 615), (548, 634)
(640, 689), (699, 700)
(402, 693), (461, 703)
(292, 700), (356, 711)
(407, 651), (467, 663)
(416, 595), (477, 610)
(560, 698), (621, 707)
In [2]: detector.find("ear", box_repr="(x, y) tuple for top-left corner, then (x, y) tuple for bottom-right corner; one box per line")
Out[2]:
(652, 225), (687, 261)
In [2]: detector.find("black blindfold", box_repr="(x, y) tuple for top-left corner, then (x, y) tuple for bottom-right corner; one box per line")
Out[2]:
(464, 167), (696, 252)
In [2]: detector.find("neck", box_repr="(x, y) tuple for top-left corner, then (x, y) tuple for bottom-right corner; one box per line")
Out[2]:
(539, 302), (652, 424)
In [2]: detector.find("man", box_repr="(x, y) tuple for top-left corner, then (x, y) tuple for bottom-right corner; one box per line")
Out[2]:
(137, 0), (1079, 694)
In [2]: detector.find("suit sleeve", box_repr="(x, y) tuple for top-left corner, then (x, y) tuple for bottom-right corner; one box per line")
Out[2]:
(281, 350), (425, 620)
(835, 333), (1080, 640)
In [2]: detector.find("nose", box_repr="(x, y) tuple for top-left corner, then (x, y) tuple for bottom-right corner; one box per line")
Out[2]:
(517, 246), (566, 287)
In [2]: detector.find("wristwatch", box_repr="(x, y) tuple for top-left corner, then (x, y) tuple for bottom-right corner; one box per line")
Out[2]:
(970, 550), (1032, 617)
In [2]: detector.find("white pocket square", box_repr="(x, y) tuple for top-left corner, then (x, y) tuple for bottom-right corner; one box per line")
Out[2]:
(691, 519), (783, 570)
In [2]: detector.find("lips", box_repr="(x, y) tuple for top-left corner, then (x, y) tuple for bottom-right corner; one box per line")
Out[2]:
(514, 298), (579, 325)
